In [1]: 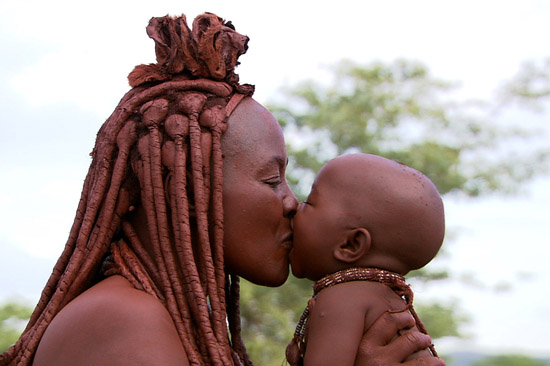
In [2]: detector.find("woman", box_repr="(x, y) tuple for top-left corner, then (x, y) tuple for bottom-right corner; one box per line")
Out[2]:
(0, 13), (443, 366)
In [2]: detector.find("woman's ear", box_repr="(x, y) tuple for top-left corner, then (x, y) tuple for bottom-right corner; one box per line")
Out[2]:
(333, 228), (371, 264)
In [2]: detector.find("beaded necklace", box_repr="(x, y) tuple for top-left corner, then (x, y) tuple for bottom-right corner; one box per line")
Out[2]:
(286, 267), (437, 366)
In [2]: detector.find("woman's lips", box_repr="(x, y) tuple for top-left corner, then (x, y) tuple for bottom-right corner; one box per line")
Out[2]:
(281, 234), (293, 250)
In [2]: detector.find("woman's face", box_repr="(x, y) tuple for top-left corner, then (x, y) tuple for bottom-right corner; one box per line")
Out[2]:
(222, 98), (297, 287)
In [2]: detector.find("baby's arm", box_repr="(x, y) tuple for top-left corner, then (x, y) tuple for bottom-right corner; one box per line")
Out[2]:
(303, 281), (397, 366)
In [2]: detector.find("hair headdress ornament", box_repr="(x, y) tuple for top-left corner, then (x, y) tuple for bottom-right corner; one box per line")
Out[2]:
(128, 12), (254, 95)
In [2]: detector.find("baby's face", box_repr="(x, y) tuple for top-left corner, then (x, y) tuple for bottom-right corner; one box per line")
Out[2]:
(289, 163), (351, 281)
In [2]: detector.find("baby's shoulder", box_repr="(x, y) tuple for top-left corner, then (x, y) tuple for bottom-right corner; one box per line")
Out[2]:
(317, 279), (398, 299)
(313, 280), (408, 330)
(315, 280), (406, 311)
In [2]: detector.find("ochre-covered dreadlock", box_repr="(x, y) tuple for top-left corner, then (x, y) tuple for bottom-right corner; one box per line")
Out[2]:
(1, 13), (254, 366)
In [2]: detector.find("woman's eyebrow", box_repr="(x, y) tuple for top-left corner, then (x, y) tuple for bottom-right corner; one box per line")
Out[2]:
(270, 156), (287, 167)
(257, 156), (286, 175)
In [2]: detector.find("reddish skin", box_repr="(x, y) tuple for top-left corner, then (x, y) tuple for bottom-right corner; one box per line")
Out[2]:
(33, 276), (189, 366)
(32, 101), (440, 366)
(290, 154), (445, 280)
(290, 182), (350, 280)
(356, 311), (444, 366)
(221, 98), (297, 287)
(304, 282), (433, 366)
(290, 154), (445, 366)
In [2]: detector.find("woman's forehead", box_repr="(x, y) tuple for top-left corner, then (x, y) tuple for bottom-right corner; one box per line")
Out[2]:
(223, 98), (285, 157)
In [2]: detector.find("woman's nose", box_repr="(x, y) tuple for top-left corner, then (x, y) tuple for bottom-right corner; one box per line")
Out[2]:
(283, 186), (298, 219)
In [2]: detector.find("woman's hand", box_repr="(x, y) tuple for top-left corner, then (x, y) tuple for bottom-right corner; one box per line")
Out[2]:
(355, 310), (445, 366)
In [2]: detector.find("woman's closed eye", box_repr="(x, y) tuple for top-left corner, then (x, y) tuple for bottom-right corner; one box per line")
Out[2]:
(264, 176), (282, 187)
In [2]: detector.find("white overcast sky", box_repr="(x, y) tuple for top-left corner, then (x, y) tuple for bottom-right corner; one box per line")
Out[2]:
(1, 0), (549, 358)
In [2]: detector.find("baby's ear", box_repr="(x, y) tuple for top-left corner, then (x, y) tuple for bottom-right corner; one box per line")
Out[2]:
(333, 228), (371, 263)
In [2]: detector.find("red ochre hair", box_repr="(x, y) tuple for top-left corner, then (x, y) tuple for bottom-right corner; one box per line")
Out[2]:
(1, 13), (254, 366)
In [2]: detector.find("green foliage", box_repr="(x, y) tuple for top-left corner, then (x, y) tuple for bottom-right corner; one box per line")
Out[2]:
(409, 267), (449, 282)
(473, 354), (550, 366)
(500, 58), (550, 107)
(0, 300), (32, 353)
(415, 301), (468, 339)
(240, 276), (312, 366)
(270, 59), (546, 199)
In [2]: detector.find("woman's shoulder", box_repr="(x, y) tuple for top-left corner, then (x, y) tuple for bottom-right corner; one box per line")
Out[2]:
(33, 275), (188, 366)
(67, 275), (168, 318)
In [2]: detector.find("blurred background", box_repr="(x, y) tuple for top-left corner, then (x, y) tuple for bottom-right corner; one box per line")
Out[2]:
(1, 1), (549, 365)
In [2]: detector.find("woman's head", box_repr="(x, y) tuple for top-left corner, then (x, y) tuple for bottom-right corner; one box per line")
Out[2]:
(3, 12), (282, 366)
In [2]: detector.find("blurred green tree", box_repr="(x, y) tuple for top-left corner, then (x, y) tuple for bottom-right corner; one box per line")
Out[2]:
(241, 59), (549, 366)
(273, 59), (546, 199)
(499, 57), (550, 110)
(0, 300), (32, 353)
(415, 301), (469, 339)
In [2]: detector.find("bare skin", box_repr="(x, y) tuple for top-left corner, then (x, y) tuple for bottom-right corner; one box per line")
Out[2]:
(356, 311), (443, 366)
(33, 279), (442, 366)
(33, 276), (188, 366)
(290, 154), (445, 280)
(32, 103), (443, 366)
(290, 154), (445, 366)
(304, 282), (432, 366)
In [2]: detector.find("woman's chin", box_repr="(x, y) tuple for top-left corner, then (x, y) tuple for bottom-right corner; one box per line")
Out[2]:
(264, 269), (290, 287)
(237, 264), (289, 287)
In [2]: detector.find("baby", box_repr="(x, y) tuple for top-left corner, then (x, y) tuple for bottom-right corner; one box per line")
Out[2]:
(286, 153), (445, 366)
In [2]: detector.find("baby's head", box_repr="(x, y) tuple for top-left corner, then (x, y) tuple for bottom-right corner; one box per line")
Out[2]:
(289, 153), (445, 281)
